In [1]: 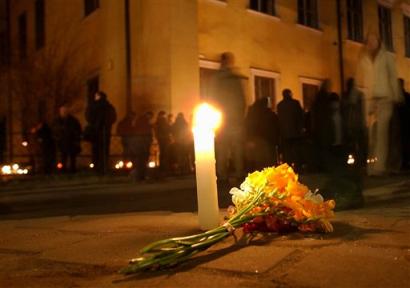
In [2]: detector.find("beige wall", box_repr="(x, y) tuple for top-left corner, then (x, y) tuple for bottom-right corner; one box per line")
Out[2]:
(198, 0), (410, 106)
(130, 0), (199, 117)
(5, 0), (410, 162)
(9, 0), (410, 120)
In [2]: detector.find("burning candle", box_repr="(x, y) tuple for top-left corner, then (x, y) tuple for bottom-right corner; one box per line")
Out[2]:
(192, 103), (222, 230)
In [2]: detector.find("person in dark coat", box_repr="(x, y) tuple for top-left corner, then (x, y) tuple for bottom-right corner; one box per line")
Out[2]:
(52, 105), (82, 173)
(398, 78), (410, 170)
(245, 97), (280, 171)
(0, 116), (6, 164)
(171, 113), (191, 174)
(131, 111), (153, 181)
(311, 80), (333, 171)
(117, 112), (136, 162)
(277, 89), (304, 170)
(85, 91), (117, 175)
(32, 121), (56, 174)
(155, 111), (171, 175)
(208, 52), (246, 183)
(342, 78), (367, 167)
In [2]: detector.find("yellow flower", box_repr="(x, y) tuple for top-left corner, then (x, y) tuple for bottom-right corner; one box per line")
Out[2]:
(229, 187), (248, 208)
(286, 181), (309, 198)
(235, 164), (335, 232)
(242, 170), (267, 192)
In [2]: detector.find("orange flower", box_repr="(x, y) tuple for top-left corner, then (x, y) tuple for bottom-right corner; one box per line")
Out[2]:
(286, 181), (308, 198)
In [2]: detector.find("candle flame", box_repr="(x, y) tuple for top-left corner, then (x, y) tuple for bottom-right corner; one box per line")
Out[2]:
(193, 103), (222, 132)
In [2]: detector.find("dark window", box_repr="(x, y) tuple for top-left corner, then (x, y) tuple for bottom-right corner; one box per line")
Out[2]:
(302, 83), (319, 112)
(0, 32), (7, 66)
(84, 0), (99, 17)
(404, 16), (410, 58)
(87, 75), (99, 103)
(346, 0), (363, 42)
(250, 0), (276, 16)
(297, 0), (318, 29)
(200, 67), (218, 99)
(254, 76), (276, 108)
(35, 0), (45, 49)
(18, 13), (27, 59)
(378, 5), (393, 51)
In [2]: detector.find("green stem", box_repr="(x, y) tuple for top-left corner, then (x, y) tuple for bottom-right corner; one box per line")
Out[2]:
(122, 188), (268, 274)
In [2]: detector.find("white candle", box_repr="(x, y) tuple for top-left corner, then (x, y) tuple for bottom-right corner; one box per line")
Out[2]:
(193, 103), (222, 230)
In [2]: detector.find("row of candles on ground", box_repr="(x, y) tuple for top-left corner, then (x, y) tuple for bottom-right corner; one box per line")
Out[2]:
(1, 164), (29, 175)
(0, 155), (375, 177)
(0, 160), (157, 176)
(0, 156), (374, 177)
(57, 160), (157, 170)
(113, 160), (157, 170)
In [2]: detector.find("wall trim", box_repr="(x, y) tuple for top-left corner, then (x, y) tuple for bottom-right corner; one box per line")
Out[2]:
(249, 68), (281, 106)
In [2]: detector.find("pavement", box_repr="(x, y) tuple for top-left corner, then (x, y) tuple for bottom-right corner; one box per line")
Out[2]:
(0, 173), (409, 287)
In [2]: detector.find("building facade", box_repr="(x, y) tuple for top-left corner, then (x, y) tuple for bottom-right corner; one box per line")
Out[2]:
(2, 0), (410, 161)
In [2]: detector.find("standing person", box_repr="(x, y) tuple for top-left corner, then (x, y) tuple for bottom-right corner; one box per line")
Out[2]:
(52, 105), (82, 173)
(208, 52), (246, 184)
(116, 112), (136, 162)
(32, 121), (56, 174)
(172, 112), (191, 174)
(131, 111), (153, 181)
(311, 80), (333, 172)
(155, 111), (171, 175)
(328, 92), (345, 167)
(167, 113), (174, 127)
(356, 31), (403, 176)
(85, 91), (117, 175)
(399, 79), (410, 169)
(0, 116), (6, 164)
(245, 97), (280, 171)
(342, 78), (367, 167)
(277, 89), (304, 170)
(167, 113), (178, 174)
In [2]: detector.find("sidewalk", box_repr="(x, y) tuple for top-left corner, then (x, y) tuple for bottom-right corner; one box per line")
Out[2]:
(2, 172), (410, 208)
(0, 176), (409, 287)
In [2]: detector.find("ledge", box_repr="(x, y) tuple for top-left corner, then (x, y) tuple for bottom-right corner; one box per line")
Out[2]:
(206, 0), (227, 7)
(345, 39), (364, 47)
(296, 23), (323, 35)
(247, 9), (281, 22)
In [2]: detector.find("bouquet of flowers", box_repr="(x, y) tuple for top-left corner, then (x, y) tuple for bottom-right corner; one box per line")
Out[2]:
(121, 164), (335, 274)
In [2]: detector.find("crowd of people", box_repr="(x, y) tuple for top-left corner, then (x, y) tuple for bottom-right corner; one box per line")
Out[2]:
(116, 110), (194, 180)
(26, 91), (117, 176)
(2, 31), (410, 183)
(207, 32), (410, 184)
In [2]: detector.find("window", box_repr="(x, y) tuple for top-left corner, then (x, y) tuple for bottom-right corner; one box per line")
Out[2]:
(35, 0), (45, 49)
(302, 83), (319, 112)
(250, 68), (279, 109)
(297, 0), (318, 29)
(299, 77), (321, 112)
(0, 32), (8, 66)
(18, 12), (27, 59)
(87, 75), (99, 103)
(404, 16), (410, 57)
(346, 0), (363, 42)
(199, 60), (220, 100)
(250, 0), (276, 16)
(378, 5), (393, 51)
(84, 0), (99, 17)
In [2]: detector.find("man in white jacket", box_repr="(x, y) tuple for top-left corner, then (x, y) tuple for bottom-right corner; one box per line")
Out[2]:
(356, 32), (403, 175)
